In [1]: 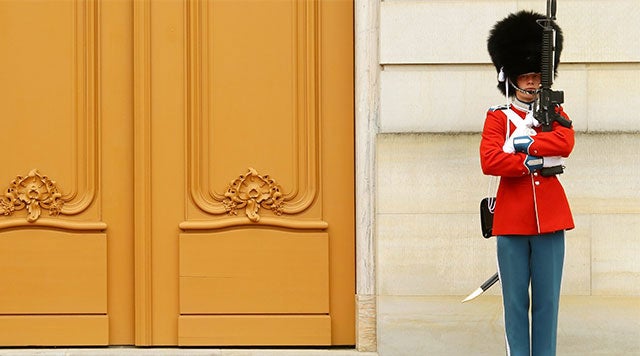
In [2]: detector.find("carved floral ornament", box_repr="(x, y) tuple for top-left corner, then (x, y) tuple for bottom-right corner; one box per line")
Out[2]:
(0, 169), (65, 222)
(220, 167), (285, 222)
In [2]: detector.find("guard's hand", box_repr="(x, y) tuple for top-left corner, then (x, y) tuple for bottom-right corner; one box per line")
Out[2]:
(503, 127), (536, 154)
(513, 136), (534, 154)
(543, 156), (565, 168)
(524, 155), (543, 173)
(524, 111), (540, 128)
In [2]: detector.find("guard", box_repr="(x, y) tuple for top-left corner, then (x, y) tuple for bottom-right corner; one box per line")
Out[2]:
(481, 9), (575, 356)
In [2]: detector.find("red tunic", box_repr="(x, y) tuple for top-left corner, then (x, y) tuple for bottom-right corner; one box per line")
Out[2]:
(480, 104), (575, 235)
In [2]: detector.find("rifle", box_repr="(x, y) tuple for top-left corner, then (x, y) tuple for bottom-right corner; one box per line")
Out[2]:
(536, 0), (572, 177)
(534, 0), (572, 133)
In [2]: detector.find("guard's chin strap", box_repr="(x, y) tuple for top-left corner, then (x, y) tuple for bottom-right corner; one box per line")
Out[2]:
(509, 79), (541, 96)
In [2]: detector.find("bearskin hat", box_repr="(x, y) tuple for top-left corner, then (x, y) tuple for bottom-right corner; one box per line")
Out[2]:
(487, 10), (563, 95)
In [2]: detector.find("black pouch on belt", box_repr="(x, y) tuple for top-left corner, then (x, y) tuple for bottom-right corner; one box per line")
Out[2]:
(480, 197), (495, 238)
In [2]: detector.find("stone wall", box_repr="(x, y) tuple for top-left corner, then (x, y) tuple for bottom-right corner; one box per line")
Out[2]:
(375, 0), (640, 299)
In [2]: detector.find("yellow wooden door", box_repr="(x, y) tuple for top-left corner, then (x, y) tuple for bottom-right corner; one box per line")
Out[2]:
(0, 0), (353, 347)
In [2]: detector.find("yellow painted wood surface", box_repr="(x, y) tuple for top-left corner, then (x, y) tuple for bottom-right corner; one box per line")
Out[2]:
(101, 0), (136, 344)
(178, 315), (331, 346)
(0, 316), (108, 346)
(319, 0), (356, 344)
(179, 231), (329, 314)
(0, 230), (106, 314)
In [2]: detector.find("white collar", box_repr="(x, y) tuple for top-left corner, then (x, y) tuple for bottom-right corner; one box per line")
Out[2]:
(511, 98), (534, 113)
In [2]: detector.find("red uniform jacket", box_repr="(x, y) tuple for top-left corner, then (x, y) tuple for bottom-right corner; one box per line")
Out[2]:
(480, 104), (575, 235)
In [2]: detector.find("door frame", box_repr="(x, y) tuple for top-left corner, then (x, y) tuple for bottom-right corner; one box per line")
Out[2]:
(353, 0), (379, 352)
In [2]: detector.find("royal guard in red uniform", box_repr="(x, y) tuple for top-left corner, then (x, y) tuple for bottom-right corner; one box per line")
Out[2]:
(481, 10), (574, 356)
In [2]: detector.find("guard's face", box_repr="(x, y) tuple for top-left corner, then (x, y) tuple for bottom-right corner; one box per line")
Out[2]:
(515, 72), (541, 102)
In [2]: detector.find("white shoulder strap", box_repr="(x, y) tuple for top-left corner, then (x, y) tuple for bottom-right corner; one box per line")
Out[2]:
(503, 108), (525, 129)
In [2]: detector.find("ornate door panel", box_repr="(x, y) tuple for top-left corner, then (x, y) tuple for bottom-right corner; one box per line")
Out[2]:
(139, 0), (354, 346)
(0, 0), (134, 346)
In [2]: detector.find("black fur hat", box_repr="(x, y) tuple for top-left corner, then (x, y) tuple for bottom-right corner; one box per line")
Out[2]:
(487, 10), (563, 95)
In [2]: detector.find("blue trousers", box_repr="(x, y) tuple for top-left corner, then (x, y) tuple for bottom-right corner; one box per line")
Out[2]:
(497, 231), (565, 356)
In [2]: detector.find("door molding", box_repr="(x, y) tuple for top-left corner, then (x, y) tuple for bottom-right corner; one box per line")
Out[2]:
(184, 0), (320, 226)
(133, 0), (153, 346)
